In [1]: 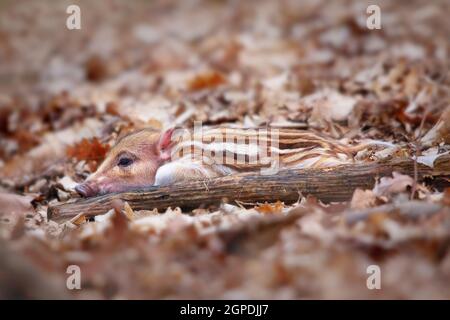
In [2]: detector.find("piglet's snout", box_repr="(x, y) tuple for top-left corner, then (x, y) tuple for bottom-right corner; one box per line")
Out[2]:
(75, 182), (99, 197)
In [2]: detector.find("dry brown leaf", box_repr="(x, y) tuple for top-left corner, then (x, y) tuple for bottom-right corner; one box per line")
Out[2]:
(187, 71), (226, 91)
(12, 129), (41, 154)
(365, 212), (390, 238)
(107, 199), (130, 243)
(66, 137), (110, 171)
(255, 201), (284, 214)
(373, 172), (414, 197)
(305, 89), (357, 125)
(421, 106), (450, 146)
(105, 101), (120, 116)
(70, 213), (87, 226)
(123, 202), (135, 221)
(350, 188), (377, 209)
(146, 118), (163, 130)
(84, 55), (109, 82)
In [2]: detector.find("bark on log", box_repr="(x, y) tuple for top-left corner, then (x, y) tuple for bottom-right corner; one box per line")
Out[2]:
(48, 155), (450, 222)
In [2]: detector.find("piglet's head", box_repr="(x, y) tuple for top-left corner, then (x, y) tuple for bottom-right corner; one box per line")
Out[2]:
(75, 128), (175, 197)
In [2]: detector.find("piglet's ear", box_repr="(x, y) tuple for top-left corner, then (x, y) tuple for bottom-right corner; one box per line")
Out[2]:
(158, 127), (175, 160)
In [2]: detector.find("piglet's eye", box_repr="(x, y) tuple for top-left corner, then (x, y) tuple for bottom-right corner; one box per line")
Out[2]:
(118, 157), (133, 167)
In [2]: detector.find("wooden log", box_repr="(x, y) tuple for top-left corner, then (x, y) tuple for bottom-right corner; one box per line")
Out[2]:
(48, 155), (450, 222)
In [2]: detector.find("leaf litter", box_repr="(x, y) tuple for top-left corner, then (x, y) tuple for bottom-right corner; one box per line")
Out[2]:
(0, 0), (449, 299)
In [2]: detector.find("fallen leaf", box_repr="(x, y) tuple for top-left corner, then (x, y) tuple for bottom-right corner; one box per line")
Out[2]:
(84, 55), (109, 82)
(255, 201), (284, 214)
(70, 213), (87, 226)
(57, 176), (78, 192)
(123, 202), (135, 221)
(187, 71), (226, 91)
(305, 89), (357, 124)
(420, 106), (450, 146)
(66, 137), (109, 171)
(415, 150), (449, 168)
(373, 172), (414, 197)
(350, 188), (377, 209)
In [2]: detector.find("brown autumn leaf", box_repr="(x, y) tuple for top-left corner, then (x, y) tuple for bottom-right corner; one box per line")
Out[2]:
(146, 118), (163, 130)
(421, 106), (450, 146)
(187, 71), (226, 91)
(70, 212), (87, 226)
(373, 172), (415, 197)
(84, 55), (109, 82)
(365, 212), (390, 238)
(255, 201), (284, 214)
(13, 129), (41, 154)
(109, 199), (130, 243)
(123, 202), (135, 221)
(307, 89), (357, 125)
(105, 101), (120, 116)
(66, 137), (110, 171)
(350, 188), (377, 209)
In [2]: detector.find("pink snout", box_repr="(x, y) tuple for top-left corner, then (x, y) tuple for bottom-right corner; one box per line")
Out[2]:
(75, 182), (100, 197)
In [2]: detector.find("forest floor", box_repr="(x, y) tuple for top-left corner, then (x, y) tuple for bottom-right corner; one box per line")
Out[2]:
(0, 0), (449, 299)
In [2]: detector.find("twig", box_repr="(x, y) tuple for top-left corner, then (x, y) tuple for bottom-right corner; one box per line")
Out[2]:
(48, 155), (450, 222)
(411, 105), (431, 200)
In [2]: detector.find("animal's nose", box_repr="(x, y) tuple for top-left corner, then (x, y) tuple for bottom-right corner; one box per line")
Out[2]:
(75, 183), (94, 197)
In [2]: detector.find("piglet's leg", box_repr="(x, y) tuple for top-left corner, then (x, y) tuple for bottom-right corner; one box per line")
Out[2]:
(154, 159), (221, 186)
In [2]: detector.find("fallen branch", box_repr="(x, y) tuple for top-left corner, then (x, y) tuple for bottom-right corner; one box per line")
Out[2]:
(48, 155), (450, 222)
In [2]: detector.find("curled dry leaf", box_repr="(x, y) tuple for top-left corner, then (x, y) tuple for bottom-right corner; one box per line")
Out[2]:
(123, 202), (135, 221)
(373, 172), (415, 198)
(187, 71), (226, 91)
(57, 176), (78, 192)
(420, 106), (450, 146)
(84, 55), (109, 82)
(70, 213), (87, 226)
(255, 201), (284, 214)
(66, 137), (110, 171)
(305, 89), (357, 125)
(106, 199), (130, 243)
(415, 149), (449, 168)
(350, 188), (377, 209)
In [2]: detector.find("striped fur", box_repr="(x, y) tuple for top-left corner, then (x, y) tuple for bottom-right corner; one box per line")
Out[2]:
(79, 126), (394, 192)
(168, 127), (378, 173)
